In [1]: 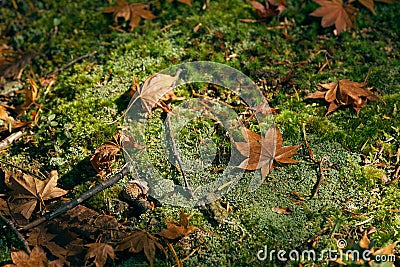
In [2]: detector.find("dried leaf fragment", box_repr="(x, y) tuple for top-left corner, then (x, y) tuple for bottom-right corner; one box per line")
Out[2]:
(272, 206), (293, 215)
(85, 243), (115, 267)
(306, 79), (380, 115)
(310, 0), (357, 34)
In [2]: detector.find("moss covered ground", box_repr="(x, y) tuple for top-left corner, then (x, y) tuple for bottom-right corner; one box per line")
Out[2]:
(0, 0), (399, 266)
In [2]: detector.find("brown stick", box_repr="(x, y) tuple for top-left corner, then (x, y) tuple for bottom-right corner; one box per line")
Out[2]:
(302, 123), (325, 199)
(21, 163), (131, 231)
(0, 131), (24, 151)
(47, 51), (97, 76)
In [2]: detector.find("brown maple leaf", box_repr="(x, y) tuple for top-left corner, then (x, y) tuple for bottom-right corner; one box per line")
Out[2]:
(306, 79), (380, 115)
(4, 246), (64, 267)
(84, 243), (115, 267)
(104, 1), (156, 31)
(4, 169), (68, 219)
(233, 124), (302, 181)
(116, 230), (166, 267)
(310, 0), (357, 35)
(133, 72), (180, 114)
(27, 226), (68, 260)
(158, 210), (197, 240)
(251, 0), (286, 18)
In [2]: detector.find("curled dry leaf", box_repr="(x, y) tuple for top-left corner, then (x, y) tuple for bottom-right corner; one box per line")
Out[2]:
(116, 230), (166, 267)
(251, 0), (286, 18)
(15, 77), (39, 114)
(233, 124), (302, 182)
(84, 243), (115, 267)
(90, 130), (143, 173)
(310, 0), (357, 35)
(157, 210), (197, 240)
(104, 0), (156, 31)
(272, 206), (293, 215)
(306, 79), (380, 115)
(4, 169), (67, 220)
(3, 246), (64, 267)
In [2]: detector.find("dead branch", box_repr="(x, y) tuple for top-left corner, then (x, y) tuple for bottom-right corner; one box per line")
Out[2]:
(0, 213), (31, 254)
(0, 131), (24, 151)
(21, 163), (131, 231)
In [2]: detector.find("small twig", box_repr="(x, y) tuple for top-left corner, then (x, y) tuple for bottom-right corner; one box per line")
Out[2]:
(0, 131), (24, 151)
(21, 163), (131, 231)
(181, 246), (201, 263)
(166, 105), (193, 198)
(311, 161), (324, 198)
(302, 123), (325, 199)
(166, 240), (183, 267)
(47, 51), (97, 76)
(0, 213), (31, 254)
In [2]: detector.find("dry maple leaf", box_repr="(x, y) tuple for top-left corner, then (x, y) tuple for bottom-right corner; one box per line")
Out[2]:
(251, 0), (286, 18)
(116, 230), (166, 267)
(84, 243), (115, 267)
(27, 226), (68, 260)
(133, 72), (179, 114)
(158, 210), (197, 240)
(4, 169), (67, 219)
(306, 79), (380, 115)
(104, 1), (156, 31)
(4, 246), (64, 267)
(233, 124), (302, 181)
(310, 0), (357, 34)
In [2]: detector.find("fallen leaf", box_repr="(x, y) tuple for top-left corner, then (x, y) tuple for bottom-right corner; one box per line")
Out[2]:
(4, 246), (63, 267)
(85, 243), (115, 267)
(116, 230), (166, 267)
(272, 206), (293, 215)
(27, 226), (68, 260)
(4, 169), (67, 219)
(358, 0), (376, 14)
(310, 0), (357, 35)
(306, 79), (380, 115)
(90, 131), (124, 173)
(158, 210), (197, 240)
(251, 0), (286, 18)
(233, 124), (302, 181)
(134, 73), (179, 114)
(104, 1), (156, 31)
